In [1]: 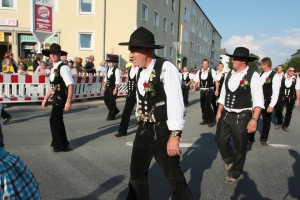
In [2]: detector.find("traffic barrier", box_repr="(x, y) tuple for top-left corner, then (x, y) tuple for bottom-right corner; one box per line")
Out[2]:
(0, 74), (128, 103)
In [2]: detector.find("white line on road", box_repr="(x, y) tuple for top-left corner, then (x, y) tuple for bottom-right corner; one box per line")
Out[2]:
(126, 142), (201, 148)
(269, 144), (292, 148)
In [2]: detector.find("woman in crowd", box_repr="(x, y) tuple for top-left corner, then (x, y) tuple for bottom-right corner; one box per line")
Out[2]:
(68, 60), (78, 76)
(97, 60), (107, 76)
(32, 53), (43, 71)
(18, 64), (28, 75)
(18, 56), (28, 70)
(35, 60), (51, 76)
(75, 57), (84, 76)
(46, 58), (53, 68)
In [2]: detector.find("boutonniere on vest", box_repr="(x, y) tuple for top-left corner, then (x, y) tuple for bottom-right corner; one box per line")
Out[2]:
(149, 69), (156, 81)
(143, 81), (156, 97)
(50, 84), (57, 96)
(265, 77), (272, 83)
(240, 78), (250, 89)
(54, 68), (59, 77)
(221, 73), (225, 77)
(292, 78), (296, 83)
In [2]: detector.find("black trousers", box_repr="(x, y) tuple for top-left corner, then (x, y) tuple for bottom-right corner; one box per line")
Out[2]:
(200, 89), (214, 123)
(50, 103), (69, 151)
(104, 87), (119, 120)
(215, 109), (252, 179)
(260, 98), (272, 142)
(181, 86), (190, 105)
(118, 93), (136, 135)
(1, 108), (10, 119)
(276, 96), (296, 127)
(127, 121), (193, 200)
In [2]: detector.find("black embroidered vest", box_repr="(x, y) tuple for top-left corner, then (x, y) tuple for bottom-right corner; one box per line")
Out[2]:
(224, 69), (255, 109)
(261, 71), (276, 99)
(182, 72), (190, 86)
(279, 77), (297, 98)
(50, 63), (68, 105)
(200, 70), (214, 88)
(106, 66), (117, 88)
(137, 57), (167, 122)
(127, 66), (137, 96)
(216, 72), (225, 91)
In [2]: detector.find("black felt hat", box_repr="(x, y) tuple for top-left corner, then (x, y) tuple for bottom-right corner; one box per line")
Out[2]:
(42, 43), (68, 57)
(105, 56), (119, 63)
(119, 27), (164, 49)
(225, 47), (257, 62)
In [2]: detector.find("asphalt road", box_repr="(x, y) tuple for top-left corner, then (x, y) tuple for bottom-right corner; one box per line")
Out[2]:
(3, 92), (300, 200)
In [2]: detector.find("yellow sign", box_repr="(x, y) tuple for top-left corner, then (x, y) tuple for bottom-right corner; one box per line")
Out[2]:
(0, 32), (4, 42)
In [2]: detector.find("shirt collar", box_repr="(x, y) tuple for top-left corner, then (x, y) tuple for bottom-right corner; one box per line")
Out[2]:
(142, 59), (156, 72)
(231, 66), (249, 75)
(53, 61), (62, 68)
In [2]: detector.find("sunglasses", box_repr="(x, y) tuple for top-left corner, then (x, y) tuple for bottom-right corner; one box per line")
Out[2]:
(288, 70), (296, 72)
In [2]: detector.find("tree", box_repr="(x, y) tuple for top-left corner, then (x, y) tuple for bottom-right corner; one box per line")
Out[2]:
(287, 57), (300, 72)
(226, 53), (260, 72)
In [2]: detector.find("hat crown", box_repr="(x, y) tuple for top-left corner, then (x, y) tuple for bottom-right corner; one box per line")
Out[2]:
(49, 43), (62, 51)
(232, 47), (250, 57)
(129, 27), (155, 46)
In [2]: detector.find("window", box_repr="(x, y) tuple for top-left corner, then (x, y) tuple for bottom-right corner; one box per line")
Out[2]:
(170, 22), (174, 35)
(191, 23), (195, 34)
(162, 44), (166, 57)
(169, 46), (173, 58)
(164, 0), (168, 5)
(184, 7), (189, 22)
(192, 6), (196, 16)
(163, 17), (167, 32)
(153, 11), (159, 27)
(79, 0), (95, 14)
(141, 3), (148, 22)
(78, 31), (94, 50)
(190, 42), (195, 51)
(0, 0), (17, 10)
(183, 29), (189, 43)
(171, 0), (175, 11)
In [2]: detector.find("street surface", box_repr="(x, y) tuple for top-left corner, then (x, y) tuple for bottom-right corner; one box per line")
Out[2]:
(3, 92), (300, 200)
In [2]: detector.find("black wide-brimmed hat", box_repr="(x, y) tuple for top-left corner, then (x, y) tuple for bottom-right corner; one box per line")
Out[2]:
(119, 27), (164, 49)
(105, 56), (119, 63)
(225, 47), (257, 62)
(42, 43), (68, 57)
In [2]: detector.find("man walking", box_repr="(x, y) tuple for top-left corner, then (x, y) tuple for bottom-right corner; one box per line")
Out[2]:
(212, 63), (226, 116)
(41, 43), (74, 152)
(119, 27), (193, 200)
(275, 66), (300, 132)
(102, 56), (120, 121)
(215, 47), (264, 183)
(181, 66), (193, 107)
(192, 59), (219, 127)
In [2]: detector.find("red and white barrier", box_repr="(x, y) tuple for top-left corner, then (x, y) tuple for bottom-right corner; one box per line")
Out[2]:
(0, 74), (128, 103)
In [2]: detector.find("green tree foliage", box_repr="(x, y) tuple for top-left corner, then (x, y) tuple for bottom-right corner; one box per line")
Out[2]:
(287, 57), (300, 72)
(226, 53), (260, 72)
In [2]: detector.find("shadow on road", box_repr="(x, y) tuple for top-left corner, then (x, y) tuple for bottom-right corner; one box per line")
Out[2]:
(286, 149), (300, 200)
(230, 171), (271, 200)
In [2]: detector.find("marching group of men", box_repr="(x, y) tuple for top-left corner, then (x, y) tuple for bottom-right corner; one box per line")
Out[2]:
(37, 27), (299, 199)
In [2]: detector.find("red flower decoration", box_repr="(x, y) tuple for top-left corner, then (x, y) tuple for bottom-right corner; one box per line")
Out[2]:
(54, 69), (57, 72)
(240, 80), (245, 84)
(143, 82), (150, 88)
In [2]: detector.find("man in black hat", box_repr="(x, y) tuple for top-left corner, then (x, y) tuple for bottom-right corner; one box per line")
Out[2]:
(119, 27), (193, 200)
(115, 62), (138, 137)
(102, 56), (120, 120)
(41, 43), (74, 152)
(215, 47), (264, 183)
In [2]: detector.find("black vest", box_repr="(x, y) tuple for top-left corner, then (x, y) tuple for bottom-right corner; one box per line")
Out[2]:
(279, 77), (297, 97)
(216, 71), (225, 91)
(50, 63), (68, 104)
(137, 57), (167, 122)
(182, 72), (190, 85)
(106, 66), (117, 88)
(200, 70), (214, 88)
(260, 71), (276, 99)
(127, 66), (137, 96)
(224, 69), (255, 109)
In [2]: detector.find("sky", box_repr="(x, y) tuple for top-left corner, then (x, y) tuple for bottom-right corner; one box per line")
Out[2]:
(196, 0), (300, 67)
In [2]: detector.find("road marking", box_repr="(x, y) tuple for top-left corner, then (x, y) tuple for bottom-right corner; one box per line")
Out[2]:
(269, 144), (292, 148)
(126, 142), (201, 148)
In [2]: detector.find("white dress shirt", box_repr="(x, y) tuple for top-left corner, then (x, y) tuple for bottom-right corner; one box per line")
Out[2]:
(136, 59), (185, 131)
(216, 70), (224, 81)
(193, 69), (217, 89)
(129, 66), (138, 79)
(218, 67), (264, 112)
(104, 67), (120, 84)
(285, 76), (300, 90)
(49, 61), (74, 86)
(260, 70), (280, 107)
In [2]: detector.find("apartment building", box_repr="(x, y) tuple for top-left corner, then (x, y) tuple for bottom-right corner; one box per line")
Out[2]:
(178, 0), (222, 70)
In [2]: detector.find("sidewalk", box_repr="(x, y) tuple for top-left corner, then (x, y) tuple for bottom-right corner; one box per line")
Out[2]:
(4, 97), (127, 113)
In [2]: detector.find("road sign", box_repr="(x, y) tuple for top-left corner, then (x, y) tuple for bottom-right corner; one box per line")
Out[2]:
(172, 42), (182, 50)
(31, 0), (55, 43)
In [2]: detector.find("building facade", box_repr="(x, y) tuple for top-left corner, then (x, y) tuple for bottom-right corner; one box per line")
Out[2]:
(291, 49), (300, 59)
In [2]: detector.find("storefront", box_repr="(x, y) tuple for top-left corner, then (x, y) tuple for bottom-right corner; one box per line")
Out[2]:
(0, 31), (12, 64)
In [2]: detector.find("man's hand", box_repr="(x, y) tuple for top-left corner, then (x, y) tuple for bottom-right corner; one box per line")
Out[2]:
(267, 106), (273, 113)
(296, 99), (300, 106)
(102, 87), (105, 92)
(42, 99), (48, 108)
(215, 90), (219, 96)
(113, 89), (117, 95)
(247, 119), (257, 133)
(191, 88), (195, 92)
(64, 101), (71, 111)
(216, 111), (221, 123)
(167, 135), (180, 156)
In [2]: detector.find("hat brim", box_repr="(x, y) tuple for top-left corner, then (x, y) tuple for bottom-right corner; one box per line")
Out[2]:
(118, 42), (164, 49)
(42, 49), (68, 57)
(105, 59), (119, 62)
(225, 54), (257, 62)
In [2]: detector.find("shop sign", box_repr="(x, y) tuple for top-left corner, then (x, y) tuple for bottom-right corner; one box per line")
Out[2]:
(20, 35), (57, 43)
(0, 18), (17, 26)
(0, 32), (4, 42)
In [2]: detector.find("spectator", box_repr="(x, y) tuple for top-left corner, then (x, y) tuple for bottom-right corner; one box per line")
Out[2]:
(33, 53), (43, 71)
(61, 52), (68, 65)
(2, 58), (14, 73)
(35, 60), (51, 76)
(68, 60), (78, 76)
(120, 66), (127, 77)
(75, 57), (84, 75)
(2, 52), (17, 73)
(84, 55), (96, 75)
(46, 58), (53, 68)
(97, 60), (107, 76)
(18, 64), (28, 75)
(18, 56), (28, 70)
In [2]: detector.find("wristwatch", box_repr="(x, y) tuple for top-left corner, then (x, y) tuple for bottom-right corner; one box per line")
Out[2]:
(171, 131), (181, 138)
(252, 118), (258, 121)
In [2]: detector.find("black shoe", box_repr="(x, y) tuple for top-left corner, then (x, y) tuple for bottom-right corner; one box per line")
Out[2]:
(282, 126), (289, 132)
(199, 121), (208, 125)
(114, 133), (127, 137)
(260, 141), (267, 146)
(115, 109), (120, 117)
(3, 116), (12, 125)
(248, 140), (253, 144)
(184, 104), (188, 107)
(274, 124), (281, 130)
(208, 122), (215, 127)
